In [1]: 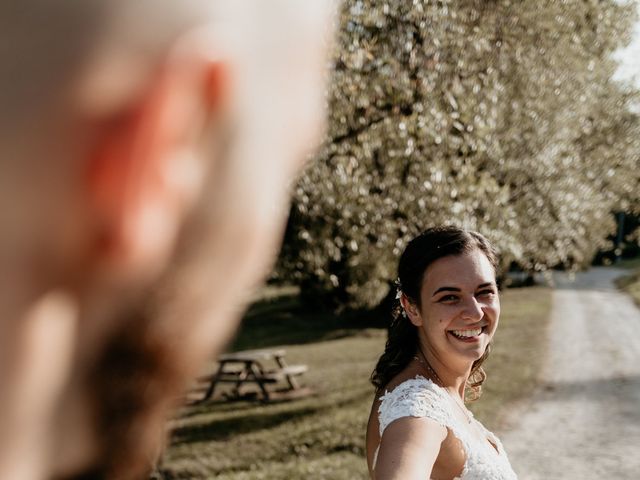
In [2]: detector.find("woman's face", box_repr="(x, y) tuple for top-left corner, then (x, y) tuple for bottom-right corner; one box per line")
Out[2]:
(409, 249), (500, 368)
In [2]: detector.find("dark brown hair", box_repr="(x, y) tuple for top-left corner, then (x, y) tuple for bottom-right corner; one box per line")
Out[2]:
(370, 225), (499, 398)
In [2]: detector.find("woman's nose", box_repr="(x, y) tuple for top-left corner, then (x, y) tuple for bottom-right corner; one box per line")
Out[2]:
(461, 296), (483, 320)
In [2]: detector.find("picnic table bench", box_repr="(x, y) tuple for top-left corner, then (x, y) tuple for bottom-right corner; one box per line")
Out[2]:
(196, 348), (309, 402)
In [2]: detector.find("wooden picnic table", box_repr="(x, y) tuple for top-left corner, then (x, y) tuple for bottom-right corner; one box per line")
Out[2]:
(197, 348), (308, 402)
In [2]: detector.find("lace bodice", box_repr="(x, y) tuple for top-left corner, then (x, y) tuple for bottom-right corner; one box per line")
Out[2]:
(375, 376), (518, 480)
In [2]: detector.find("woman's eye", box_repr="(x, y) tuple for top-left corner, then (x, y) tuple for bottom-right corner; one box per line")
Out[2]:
(477, 290), (495, 297)
(439, 295), (458, 302)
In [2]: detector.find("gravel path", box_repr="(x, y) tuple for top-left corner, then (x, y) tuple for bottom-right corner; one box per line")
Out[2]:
(500, 267), (640, 479)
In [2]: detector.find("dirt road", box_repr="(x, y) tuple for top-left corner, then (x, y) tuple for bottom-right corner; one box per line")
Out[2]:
(500, 267), (640, 480)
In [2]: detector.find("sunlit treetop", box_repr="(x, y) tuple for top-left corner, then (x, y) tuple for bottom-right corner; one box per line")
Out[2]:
(277, 0), (640, 310)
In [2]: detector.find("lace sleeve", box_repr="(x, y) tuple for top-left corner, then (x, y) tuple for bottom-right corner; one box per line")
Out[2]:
(378, 376), (454, 437)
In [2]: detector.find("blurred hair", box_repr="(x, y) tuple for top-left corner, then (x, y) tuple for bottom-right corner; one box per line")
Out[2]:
(0, 0), (205, 136)
(370, 225), (500, 400)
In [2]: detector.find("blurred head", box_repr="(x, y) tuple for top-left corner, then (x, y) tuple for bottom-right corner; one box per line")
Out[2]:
(0, 1), (338, 479)
(371, 226), (500, 395)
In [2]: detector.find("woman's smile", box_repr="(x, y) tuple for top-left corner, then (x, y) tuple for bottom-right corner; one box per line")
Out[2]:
(448, 326), (486, 342)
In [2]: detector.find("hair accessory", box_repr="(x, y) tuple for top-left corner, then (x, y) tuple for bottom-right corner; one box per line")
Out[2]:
(394, 278), (407, 317)
(394, 278), (402, 300)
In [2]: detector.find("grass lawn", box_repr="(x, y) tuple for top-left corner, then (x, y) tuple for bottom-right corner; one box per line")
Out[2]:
(160, 286), (552, 480)
(617, 256), (640, 270)
(615, 257), (640, 306)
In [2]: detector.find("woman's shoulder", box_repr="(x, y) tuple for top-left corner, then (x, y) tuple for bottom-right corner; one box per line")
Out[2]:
(377, 374), (453, 435)
(379, 374), (442, 402)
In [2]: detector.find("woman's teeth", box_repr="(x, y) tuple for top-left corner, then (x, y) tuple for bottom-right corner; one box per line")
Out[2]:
(450, 328), (482, 339)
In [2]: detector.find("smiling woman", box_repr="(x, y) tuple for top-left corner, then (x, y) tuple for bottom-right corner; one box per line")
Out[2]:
(366, 226), (518, 480)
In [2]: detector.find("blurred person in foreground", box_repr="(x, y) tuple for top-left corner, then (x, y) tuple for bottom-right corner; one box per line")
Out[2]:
(0, 1), (338, 479)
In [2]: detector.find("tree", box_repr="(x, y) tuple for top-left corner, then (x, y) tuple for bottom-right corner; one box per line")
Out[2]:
(277, 0), (640, 310)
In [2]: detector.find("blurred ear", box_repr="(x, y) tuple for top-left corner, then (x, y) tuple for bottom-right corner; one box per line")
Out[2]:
(85, 44), (228, 277)
(400, 295), (422, 327)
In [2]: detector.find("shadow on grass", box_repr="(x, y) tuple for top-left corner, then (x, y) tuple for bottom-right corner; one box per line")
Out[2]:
(178, 398), (269, 419)
(230, 294), (387, 351)
(170, 405), (319, 445)
(171, 386), (373, 446)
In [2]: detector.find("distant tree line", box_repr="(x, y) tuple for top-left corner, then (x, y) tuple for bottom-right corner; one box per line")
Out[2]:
(276, 0), (640, 310)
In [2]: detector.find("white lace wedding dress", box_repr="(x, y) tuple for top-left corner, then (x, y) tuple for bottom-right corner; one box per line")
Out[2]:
(375, 375), (518, 480)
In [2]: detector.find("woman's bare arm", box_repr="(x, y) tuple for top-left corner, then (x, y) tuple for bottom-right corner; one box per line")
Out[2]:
(374, 416), (447, 480)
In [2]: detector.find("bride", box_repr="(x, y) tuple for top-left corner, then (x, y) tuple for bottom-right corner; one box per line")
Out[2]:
(366, 226), (518, 479)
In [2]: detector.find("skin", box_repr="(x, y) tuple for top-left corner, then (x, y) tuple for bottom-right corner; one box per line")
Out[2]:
(0, 2), (338, 479)
(366, 249), (501, 480)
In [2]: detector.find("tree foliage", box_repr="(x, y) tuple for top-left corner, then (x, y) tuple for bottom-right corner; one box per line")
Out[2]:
(277, 0), (640, 310)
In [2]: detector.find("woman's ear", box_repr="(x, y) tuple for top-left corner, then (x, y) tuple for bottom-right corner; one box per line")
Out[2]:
(400, 294), (422, 327)
(84, 37), (228, 279)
